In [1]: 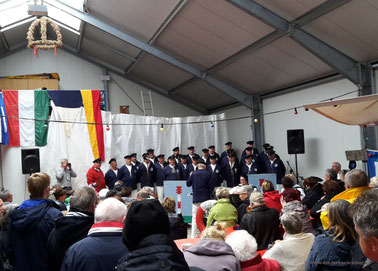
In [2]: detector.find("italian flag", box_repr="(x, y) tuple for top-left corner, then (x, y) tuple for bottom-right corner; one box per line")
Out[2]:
(2, 90), (49, 147)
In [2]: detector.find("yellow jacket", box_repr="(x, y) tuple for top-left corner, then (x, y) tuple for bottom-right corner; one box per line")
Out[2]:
(320, 186), (370, 229)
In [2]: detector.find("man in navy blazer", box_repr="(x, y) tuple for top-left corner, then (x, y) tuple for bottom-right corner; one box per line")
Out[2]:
(208, 145), (220, 164)
(154, 154), (168, 202)
(137, 153), (156, 187)
(186, 146), (197, 164)
(105, 158), (118, 189)
(240, 154), (259, 175)
(164, 156), (181, 180)
(187, 162), (211, 238)
(178, 155), (190, 180)
(241, 141), (259, 160)
(221, 153), (239, 187)
(220, 142), (233, 161)
(199, 148), (210, 165)
(117, 155), (138, 197)
(207, 156), (223, 193)
(187, 154), (200, 174)
(266, 150), (286, 185)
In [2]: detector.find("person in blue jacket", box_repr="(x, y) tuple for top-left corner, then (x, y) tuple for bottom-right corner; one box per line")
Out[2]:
(187, 154), (200, 174)
(61, 198), (128, 271)
(172, 147), (180, 164)
(8, 173), (63, 271)
(266, 150), (286, 185)
(220, 142), (233, 161)
(221, 153), (240, 187)
(186, 146), (197, 164)
(207, 156), (223, 193)
(105, 158), (118, 189)
(146, 148), (158, 164)
(117, 155), (138, 197)
(178, 155), (190, 180)
(240, 154), (259, 175)
(155, 154), (168, 202)
(241, 141), (259, 160)
(199, 148), (210, 165)
(137, 153), (156, 187)
(257, 143), (271, 172)
(208, 145), (220, 164)
(187, 162), (212, 238)
(164, 156), (181, 180)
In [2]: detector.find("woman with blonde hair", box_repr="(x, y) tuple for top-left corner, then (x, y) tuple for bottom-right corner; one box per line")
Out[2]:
(262, 180), (282, 213)
(306, 199), (357, 270)
(183, 222), (241, 271)
(161, 196), (187, 240)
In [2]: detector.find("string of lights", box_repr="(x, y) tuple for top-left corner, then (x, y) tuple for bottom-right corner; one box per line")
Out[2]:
(0, 89), (360, 127)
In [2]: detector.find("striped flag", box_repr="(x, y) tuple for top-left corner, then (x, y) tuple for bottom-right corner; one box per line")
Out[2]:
(0, 93), (8, 145)
(2, 90), (49, 147)
(81, 90), (105, 161)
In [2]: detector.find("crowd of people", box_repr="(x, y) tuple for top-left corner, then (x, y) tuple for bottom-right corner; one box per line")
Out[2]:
(0, 140), (376, 271)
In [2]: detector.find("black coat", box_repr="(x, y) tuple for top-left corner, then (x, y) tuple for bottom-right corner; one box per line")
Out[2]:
(116, 234), (190, 271)
(155, 162), (168, 186)
(164, 165), (182, 180)
(117, 165), (138, 190)
(237, 198), (250, 223)
(187, 169), (212, 203)
(266, 157), (286, 184)
(310, 193), (335, 230)
(47, 211), (94, 271)
(105, 169), (118, 189)
(178, 163), (190, 180)
(221, 161), (239, 188)
(137, 162), (156, 187)
(168, 214), (187, 240)
(302, 183), (323, 210)
(206, 164), (223, 192)
(240, 204), (281, 251)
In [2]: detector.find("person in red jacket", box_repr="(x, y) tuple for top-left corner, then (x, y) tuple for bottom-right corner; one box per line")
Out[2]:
(262, 180), (282, 213)
(87, 158), (106, 192)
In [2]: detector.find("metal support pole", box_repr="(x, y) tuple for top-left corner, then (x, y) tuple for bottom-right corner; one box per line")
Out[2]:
(251, 95), (263, 152)
(295, 154), (299, 184)
(102, 67), (110, 111)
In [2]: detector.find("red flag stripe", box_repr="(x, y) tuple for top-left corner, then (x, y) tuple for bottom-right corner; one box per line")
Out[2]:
(91, 90), (105, 161)
(3, 91), (20, 147)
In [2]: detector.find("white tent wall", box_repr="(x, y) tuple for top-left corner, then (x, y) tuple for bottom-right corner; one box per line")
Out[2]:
(262, 79), (363, 180)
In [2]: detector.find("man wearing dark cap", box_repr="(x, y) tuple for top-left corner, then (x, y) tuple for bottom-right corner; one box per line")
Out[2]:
(240, 154), (259, 175)
(187, 154), (200, 175)
(130, 153), (141, 190)
(186, 146), (196, 164)
(105, 158), (118, 190)
(137, 153), (156, 188)
(187, 162), (212, 238)
(172, 147), (180, 164)
(164, 156), (182, 180)
(117, 200), (190, 270)
(266, 150), (286, 186)
(178, 155), (190, 180)
(87, 158), (106, 192)
(199, 148), (210, 165)
(147, 148), (158, 164)
(258, 143), (271, 172)
(208, 145), (220, 164)
(221, 153), (239, 187)
(240, 147), (253, 168)
(241, 141), (259, 160)
(155, 154), (168, 202)
(207, 156), (223, 192)
(220, 142), (233, 161)
(117, 155), (138, 198)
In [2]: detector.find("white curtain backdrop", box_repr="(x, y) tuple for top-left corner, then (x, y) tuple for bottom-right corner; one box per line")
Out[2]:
(40, 109), (228, 189)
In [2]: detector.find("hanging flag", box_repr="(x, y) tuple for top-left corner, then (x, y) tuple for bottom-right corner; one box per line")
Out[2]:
(367, 149), (378, 178)
(0, 93), (8, 145)
(81, 90), (105, 161)
(2, 90), (49, 147)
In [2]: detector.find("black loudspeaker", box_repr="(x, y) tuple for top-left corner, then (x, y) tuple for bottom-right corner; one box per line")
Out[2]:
(287, 129), (305, 154)
(21, 149), (40, 174)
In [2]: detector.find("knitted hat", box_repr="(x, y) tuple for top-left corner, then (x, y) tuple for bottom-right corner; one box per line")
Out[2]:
(123, 199), (170, 251)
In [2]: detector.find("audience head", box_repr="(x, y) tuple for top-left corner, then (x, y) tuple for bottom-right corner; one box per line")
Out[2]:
(216, 187), (230, 199)
(239, 174), (248, 185)
(114, 180), (124, 191)
(123, 199), (170, 251)
(141, 186), (154, 195)
(0, 199), (5, 217)
(325, 168), (337, 181)
(281, 212), (303, 234)
(352, 190), (378, 262)
(281, 188), (300, 203)
(70, 187), (98, 213)
(226, 230), (258, 262)
(27, 173), (51, 199)
(136, 190), (152, 201)
(339, 169), (349, 182)
(322, 180), (341, 196)
(304, 176), (321, 189)
(98, 188), (109, 200)
(201, 222), (227, 241)
(239, 185), (253, 201)
(121, 186), (132, 197)
(332, 162), (342, 173)
(105, 189), (123, 202)
(198, 163), (206, 170)
(249, 192), (265, 206)
(327, 199), (356, 242)
(282, 176), (294, 189)
(0, 189), (13, 203)
(344, 169), (368, 189)
(261, 180), (275, 193)
(369, 176), (378, 189)
(162, 196), (176, 214)
(94, 197), (127, 223)
(53, 187), (67, 202)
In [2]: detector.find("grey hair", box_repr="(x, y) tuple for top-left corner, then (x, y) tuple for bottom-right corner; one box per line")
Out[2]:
(332, 162), (341, 170)
(325, 169), (337, 181)
(240, 185), (253, 196)
(198, 164), (206, 169)
(352, 189), (378, 239)
(70, 187), (98, 213)
(61, 158), (68, 163)
(370, 177), (378, 188)
(249, 192), (265, 205)
(94, 197), (127, 223)
(0, 190), (11, 202)
(344, 169), (368, 188)
(141, 186), (154, 195)
(280, 212), (303, 234)
(225, 230), (257, 261)
(216, 187), (230, 199)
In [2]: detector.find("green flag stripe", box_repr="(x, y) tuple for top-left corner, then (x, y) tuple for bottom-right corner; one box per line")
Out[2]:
(34, 90), (49, 146)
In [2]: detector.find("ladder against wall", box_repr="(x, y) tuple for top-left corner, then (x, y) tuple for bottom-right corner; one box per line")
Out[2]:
(141, 90), (154, 116)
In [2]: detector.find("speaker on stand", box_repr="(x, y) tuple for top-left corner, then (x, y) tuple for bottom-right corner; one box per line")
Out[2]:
(21, 149), (40, 199)
(287, 129), (305, 184)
